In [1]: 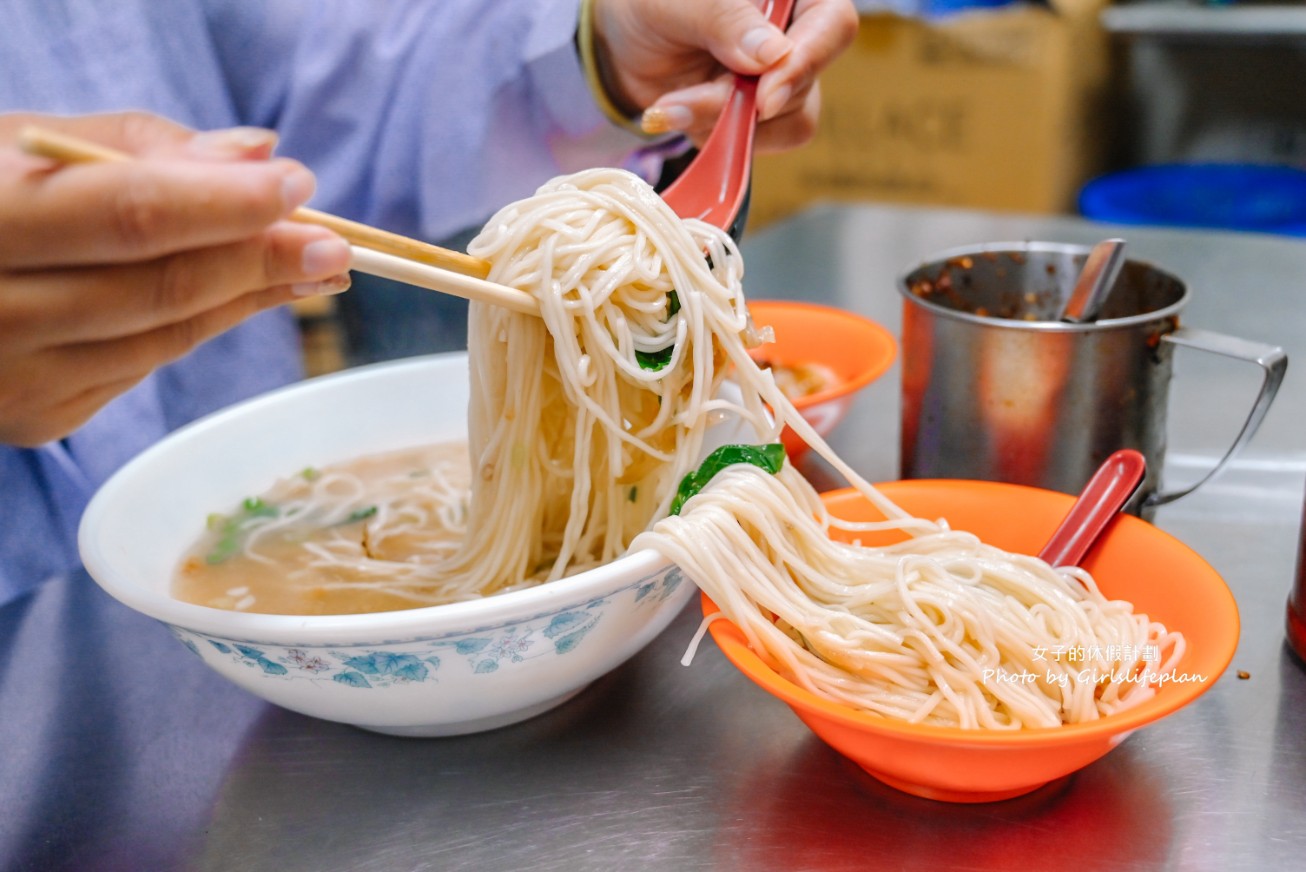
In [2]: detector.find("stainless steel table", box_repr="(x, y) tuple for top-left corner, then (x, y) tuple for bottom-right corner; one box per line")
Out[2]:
(3, 204), (1303, 872)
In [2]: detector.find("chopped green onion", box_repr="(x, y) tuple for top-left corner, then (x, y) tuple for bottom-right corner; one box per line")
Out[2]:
(205, 497), (280, 564)
(342, 505), (378, 524)
(205, 536), (241, 566)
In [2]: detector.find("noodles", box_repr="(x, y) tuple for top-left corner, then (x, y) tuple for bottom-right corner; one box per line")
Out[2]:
(174, 444), (477, 614)
(176, 167), (1184, 729)
(636, 464), (1185, 728)
(178, 168), (776, 606)
(436, 168), (757, 592)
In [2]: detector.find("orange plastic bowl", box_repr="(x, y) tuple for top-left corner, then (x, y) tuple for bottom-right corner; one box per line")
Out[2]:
(746, 301), (896, 459)
(704, 479), (1239, 803)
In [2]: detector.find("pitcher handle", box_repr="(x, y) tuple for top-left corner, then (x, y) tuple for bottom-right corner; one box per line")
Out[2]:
(1145, 326), (1288, 507)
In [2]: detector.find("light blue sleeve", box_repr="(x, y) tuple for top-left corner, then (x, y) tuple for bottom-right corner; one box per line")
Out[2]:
(199, 0), (654, 241)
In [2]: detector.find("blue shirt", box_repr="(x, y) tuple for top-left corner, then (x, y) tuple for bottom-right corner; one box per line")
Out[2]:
(0, 0), (652, 604)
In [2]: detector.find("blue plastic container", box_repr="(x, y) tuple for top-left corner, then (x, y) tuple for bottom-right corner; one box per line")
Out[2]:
(1078, 164), (1306, 237)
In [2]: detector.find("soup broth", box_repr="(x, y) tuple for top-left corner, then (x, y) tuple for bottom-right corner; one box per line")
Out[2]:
(173, 443), (471, 615)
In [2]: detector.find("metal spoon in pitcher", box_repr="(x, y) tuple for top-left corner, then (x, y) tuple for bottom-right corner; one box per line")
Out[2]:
(1038, 449), (1146, 568)
(1059, 238), (1127, 323)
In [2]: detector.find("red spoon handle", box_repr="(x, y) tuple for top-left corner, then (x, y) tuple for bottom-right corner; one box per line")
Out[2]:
(1037, 449), (1147, 568)
(659, 0), (795, 230)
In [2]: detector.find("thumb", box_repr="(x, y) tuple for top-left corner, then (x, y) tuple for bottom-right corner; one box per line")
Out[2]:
(694, 0), (793, 75)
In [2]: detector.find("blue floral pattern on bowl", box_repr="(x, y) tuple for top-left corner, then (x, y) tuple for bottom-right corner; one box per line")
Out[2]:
(171, 565), (685, 689)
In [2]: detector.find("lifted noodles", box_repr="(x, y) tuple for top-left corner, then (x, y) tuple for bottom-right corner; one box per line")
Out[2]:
(179, 168), (1184, 729)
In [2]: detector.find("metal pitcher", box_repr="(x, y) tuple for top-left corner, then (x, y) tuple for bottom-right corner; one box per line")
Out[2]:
(898, 241), (1287, 515)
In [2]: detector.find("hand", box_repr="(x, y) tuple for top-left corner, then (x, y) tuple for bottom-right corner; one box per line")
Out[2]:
(0, 112), (353, 447)
(591, 0), (858, 152)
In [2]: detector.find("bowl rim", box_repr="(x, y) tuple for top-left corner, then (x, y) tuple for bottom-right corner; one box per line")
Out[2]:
(745, 300), (897, 410)
(704, 478), (1240, 747)
(77, 352), (672, 644)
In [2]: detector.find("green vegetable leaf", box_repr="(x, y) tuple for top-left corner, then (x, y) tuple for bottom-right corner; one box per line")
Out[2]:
(635, 346), (675, 371)
(669, 443), (785, 516)
(634, 291), (681, 371)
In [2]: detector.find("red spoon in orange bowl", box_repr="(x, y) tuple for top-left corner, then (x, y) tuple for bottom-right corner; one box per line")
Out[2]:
(659, 0), (796, 234)
(1038, 449), (1147, 568)
(702, 473), (1237, 803)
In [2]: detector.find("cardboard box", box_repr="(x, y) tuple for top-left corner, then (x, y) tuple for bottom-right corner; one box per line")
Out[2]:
(749, 1), (1112, 227)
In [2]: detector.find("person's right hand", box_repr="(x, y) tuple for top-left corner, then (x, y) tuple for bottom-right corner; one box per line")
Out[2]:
(594, 0), (859, 152)
(0, 111), (353, 447)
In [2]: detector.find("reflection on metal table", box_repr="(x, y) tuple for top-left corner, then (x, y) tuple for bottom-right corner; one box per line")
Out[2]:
(2, 203), (1304, 871)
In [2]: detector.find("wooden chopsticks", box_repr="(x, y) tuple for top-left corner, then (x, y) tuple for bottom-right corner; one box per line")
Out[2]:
(15, 125), (540, 316)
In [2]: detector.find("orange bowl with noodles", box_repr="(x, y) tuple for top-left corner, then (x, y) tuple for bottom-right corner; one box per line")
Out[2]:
(746, 301), (896, 459)
(703, 479), (1239, 803)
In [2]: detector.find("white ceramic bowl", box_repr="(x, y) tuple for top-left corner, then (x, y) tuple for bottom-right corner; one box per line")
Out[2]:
(79, 353), (752, 736)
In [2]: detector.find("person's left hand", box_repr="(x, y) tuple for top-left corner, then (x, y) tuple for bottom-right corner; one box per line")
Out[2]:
(0, 112), (351, 446)
(591, 0), (858, 152)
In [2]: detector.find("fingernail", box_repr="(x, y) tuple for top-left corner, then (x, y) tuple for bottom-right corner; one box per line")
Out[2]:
(281, 166), (316, 213)
(641, 105), (693, 135)
(741, 26), (791, 66)
(189, 127), (279, 158)
(761, 84), (792, 119)
(301, 238), (351, 274)
(293, 273), (352, 297)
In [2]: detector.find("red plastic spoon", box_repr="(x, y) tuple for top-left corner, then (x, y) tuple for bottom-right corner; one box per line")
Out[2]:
(1037, 449), (1147, 568)
(659, 0), (796, 233)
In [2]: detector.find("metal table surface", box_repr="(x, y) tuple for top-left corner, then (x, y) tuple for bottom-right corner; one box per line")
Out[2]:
(3, 203), (1304, 872)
